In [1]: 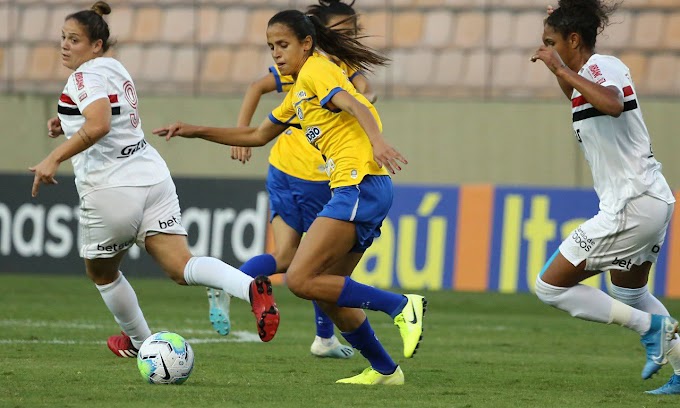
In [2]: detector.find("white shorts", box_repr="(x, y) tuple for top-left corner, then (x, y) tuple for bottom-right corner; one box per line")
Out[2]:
(559, 193), (674, 272)
(79, 177), (187, 259)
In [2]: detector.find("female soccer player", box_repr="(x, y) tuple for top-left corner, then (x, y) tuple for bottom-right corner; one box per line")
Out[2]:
(530, 0), (680, 394)
(155, 9), (426, 385)
(30, 1), (280, 357)
(209, 0), (375, 360)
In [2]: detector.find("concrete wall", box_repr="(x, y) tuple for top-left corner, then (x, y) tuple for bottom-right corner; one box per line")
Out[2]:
(3, 94), (680, 188)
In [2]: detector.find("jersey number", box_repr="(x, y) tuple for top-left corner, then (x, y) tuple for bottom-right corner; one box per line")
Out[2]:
(123, 81), (139, 128)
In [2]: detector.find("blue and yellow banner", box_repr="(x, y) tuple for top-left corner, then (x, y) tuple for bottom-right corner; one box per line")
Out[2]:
(279, 184), (680, 297)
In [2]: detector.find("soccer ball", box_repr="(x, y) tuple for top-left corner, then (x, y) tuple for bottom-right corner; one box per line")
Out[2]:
(137, 331), (194, 384)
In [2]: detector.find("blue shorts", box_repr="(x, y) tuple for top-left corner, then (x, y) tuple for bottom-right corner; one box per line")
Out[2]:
(266, 165), (331, 235)
(318, 175), (393, 252)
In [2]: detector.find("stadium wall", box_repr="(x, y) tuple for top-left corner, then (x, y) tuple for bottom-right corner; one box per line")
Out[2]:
(2, 95), (680, 188)
(2, 174), (680, 298)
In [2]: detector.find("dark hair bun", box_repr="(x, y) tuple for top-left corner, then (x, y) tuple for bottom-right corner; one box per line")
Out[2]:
(91, 1), (111, 17)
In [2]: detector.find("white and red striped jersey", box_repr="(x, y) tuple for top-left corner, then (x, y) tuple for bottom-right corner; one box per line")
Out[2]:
(571, 54), (674, 214)
(58, 57), (169, 197)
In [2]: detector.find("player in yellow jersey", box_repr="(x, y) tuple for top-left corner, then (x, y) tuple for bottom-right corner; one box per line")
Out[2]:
(154, 9), (427, 385)
(208, 0), (377, 360)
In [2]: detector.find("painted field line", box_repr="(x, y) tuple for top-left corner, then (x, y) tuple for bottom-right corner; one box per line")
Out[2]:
(0, 330), (262, 345)
(0, 319), (230, 336)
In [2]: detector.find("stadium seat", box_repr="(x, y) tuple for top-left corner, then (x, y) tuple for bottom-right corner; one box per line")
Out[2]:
(217, 7), (248, 45)
(597, 10), (633, 50)
(514, 12), (544, 49)
(27, 46), (57, 80)
(433, 49), (465, 86)
(422, 11), (453, 48)
(618, 51), (648, 85)
(488, 11), (514, 50)
(393, 49), (436, 86)
(358, 11), (389, 49)
(416, 0), (447, 6)
(170, 47), (198, 83)
(647, 0), (680, 6)
(645, 54), (679, 95)
(197, 7), (220, 44)
(453, 12), (485, 49)
(662, 13), (680, 49)
(392, 12), (423, 48)
(522, 57), (555, 89)
(230, 46), (266, 84)
(462, 49), (489, 88)
(491, 50), (524, 89)
(161, 8), (195, 44)
(116, 45), (144, 79)
(7, 45), (29, 80)
(631, 12), (665, 50)
(0, 6), (11, 42)
(0, 47), (6, 81)
(139, 45), (173, 81)
(246, 8), (278, 45)
(19, 7), (48, 41)
(106, 6), (135, 43)
(131, 7), (162, 43)
(201, 47), (233, 83)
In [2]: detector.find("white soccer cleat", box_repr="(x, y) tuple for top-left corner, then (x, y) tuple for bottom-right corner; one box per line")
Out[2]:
(310, 336), (355, 359)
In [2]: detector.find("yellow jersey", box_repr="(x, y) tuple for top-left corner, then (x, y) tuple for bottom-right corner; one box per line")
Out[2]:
(269, 53), (388, 189)
(268, 66), (326, 182)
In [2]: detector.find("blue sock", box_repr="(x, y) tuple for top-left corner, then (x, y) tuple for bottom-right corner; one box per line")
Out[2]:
(239, 254), (277, 278)
(341, 319), (397, 375)
(336, 277), (407, 319)
(313, 301), (335, 339)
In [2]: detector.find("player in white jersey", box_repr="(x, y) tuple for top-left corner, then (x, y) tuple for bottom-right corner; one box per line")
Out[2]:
(530, 0), (680, 394)
(29, 1), (280, 356)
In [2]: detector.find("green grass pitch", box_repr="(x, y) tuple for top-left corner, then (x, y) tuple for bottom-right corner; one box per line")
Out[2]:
(1, 273), (679, 407)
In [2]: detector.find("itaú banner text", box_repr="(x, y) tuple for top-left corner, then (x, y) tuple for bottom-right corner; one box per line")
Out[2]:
(349, 185), (680, 298)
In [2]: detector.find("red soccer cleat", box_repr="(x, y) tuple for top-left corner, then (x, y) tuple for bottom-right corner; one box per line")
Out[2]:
(250, 276), (280, 342)
(107, 331), (138, 358)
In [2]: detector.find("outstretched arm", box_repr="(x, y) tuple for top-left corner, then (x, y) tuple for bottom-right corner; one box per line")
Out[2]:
(153, 116), (286, 147)
(231, 73), (279, 163)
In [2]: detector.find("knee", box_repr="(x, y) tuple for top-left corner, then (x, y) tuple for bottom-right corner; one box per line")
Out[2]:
(166, 254), (192, 285)
(286, 268), (313, 300)
(534, 276), (564, 307)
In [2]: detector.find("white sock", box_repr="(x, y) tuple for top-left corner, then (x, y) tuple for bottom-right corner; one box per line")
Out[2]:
(183, 256), (253, 302)
(96, 272), (151, 349)
(535, 277), (651, 335)
(610, 284), (680, 374)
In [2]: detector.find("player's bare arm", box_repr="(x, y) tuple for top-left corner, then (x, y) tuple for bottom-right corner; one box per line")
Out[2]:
(30, 98), (112, 197)
(231, 73), (279, 163)
(329, 90), (407, 174)
(531, 46), (623, 116)
(351, 74), (377, 104)
(153, 118), (285, 147)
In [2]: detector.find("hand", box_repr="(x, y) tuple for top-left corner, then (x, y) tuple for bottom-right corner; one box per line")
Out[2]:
(230, 146), (252, 164)
(530, 45), (567, 73)
(152, 122), (196, 141)
(29, 156), (60, 197)
(372, 140), (408, 175)
(47, 117), (63, 138)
